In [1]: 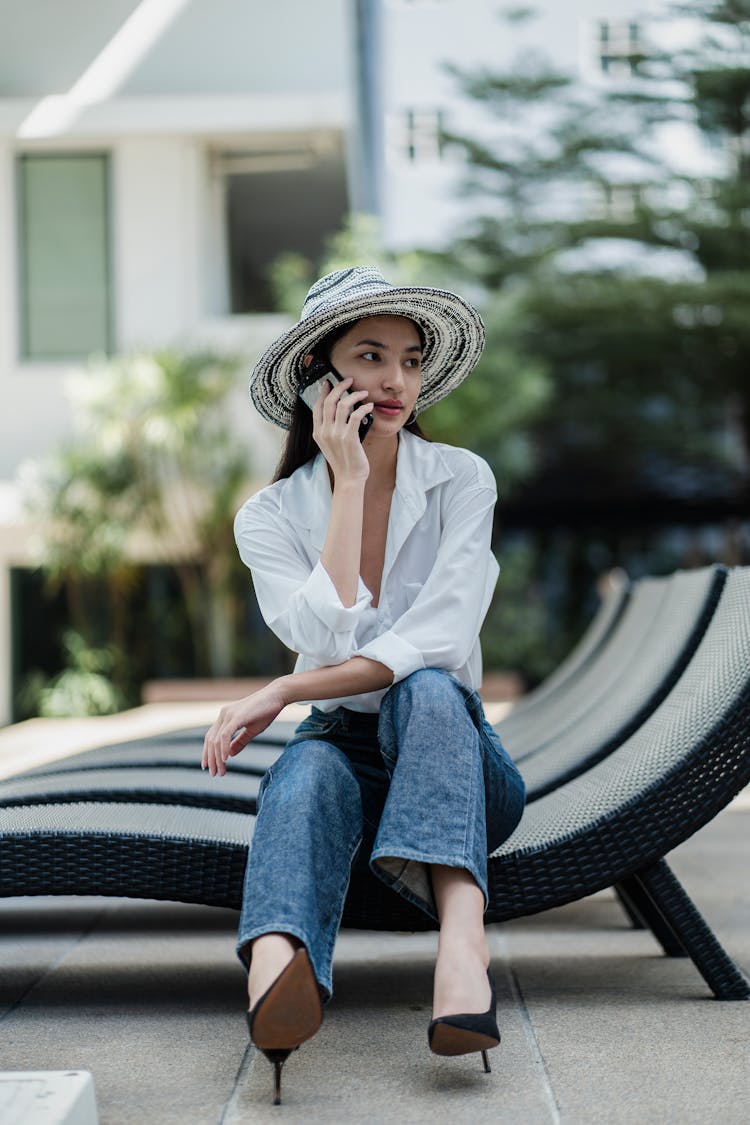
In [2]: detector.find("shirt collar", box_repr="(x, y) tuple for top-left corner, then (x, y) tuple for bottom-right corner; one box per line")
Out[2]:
(278, 429), (454, 552)
(394, 429), (453, 520)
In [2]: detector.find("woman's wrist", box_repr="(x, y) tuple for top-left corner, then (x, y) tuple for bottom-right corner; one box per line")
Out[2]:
(273, 674), (296, 708)
(330, 475), (367, 496)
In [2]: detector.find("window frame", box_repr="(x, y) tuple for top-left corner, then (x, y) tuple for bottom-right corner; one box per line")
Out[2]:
(597, 19), (645, 78)
(387, 107), (446, 164)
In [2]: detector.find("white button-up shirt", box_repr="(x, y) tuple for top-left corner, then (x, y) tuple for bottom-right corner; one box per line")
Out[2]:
(234, 428), (500, 712)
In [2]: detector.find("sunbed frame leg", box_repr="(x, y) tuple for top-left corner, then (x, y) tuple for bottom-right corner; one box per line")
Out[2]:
(615, 879), (687, 956)
(630, 858), (750, 1000)
(613, 884), (647, 931)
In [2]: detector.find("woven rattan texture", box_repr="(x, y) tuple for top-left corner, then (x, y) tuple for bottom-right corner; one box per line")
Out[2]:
(520, 566), (726, 798)
(500, 577), (671, 759)
(0, 803), (253, 906)
(1, 801), (251, 840)
(635, 861), (749, 998)
(481, 567), (750, 921)
(0, 767), (260, 812)
(14, 740), (281, 779)
(499, 576), (629, 733)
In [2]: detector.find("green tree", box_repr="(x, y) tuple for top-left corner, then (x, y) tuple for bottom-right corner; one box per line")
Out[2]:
(442, 0), (750, 501)
(20, 631), (125, 718)
(425, 1), (750, 679)
(21, 350), (250, 710)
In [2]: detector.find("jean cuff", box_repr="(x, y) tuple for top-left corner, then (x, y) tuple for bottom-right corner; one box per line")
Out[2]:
(370, 846), (489, 924)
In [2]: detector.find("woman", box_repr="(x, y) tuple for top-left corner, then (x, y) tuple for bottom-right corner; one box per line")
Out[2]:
(202, 266), (525, 1104)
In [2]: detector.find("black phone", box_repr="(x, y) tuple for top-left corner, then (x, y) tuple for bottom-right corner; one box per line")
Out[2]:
(298, 359), (374, 442)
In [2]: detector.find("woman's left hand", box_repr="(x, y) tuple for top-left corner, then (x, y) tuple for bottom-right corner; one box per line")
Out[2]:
(202, 679), (288, 777)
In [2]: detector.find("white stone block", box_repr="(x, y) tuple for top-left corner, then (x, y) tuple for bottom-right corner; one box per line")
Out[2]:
(0, 1071), (98, 1125)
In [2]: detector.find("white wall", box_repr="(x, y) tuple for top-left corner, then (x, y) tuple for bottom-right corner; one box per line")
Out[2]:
(114, 136), (203, 350)
(378, 0), (694, 249)
(0, 0), (355, 483)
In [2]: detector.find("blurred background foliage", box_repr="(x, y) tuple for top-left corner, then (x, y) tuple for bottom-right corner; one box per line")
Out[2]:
(15, 0), (750, 714)
(18, 351), (291, 716)
(444, 0), (750, 671)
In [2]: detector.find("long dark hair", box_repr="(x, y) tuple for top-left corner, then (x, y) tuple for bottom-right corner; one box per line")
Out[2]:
(271, 319), (429, 483)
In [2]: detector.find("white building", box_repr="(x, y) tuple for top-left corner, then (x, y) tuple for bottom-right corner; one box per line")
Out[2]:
(368, 0), (701, 255)
(0, 0), (702, 723)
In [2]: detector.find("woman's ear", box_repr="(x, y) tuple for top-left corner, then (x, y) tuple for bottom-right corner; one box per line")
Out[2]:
(302, 353), (313, 368)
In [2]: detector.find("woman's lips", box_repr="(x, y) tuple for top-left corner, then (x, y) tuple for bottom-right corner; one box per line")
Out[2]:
(374, 402), (403, 416)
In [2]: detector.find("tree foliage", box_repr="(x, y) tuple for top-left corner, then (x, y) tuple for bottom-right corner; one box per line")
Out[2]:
(20, 350), (251, 706)
(442, 0), (750, 503)
(420, 0), (750, 679)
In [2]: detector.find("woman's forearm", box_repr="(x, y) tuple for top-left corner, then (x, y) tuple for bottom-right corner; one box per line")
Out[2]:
(278, 656), (393, 704)
(319, 479), (366, 606)
(203, 657), (394, 775)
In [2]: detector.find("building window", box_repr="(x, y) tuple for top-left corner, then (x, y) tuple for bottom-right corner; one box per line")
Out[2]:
(387, 109), (445, 163)
(17, 153), (112, 360)
(594, 182), (644, 220)
(598, 21), (644, 77)
(217, 134), (348, 313)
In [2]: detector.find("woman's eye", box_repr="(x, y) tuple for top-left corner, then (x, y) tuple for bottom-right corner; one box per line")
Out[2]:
(360, 351), (378, 361)
(406, 357), (422, 369)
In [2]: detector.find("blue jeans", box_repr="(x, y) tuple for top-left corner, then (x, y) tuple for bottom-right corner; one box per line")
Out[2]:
(236, 668), (526, 1000)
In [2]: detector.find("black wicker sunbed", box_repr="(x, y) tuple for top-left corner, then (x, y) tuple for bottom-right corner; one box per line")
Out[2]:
(0, 767), (261, 813)
(2, 567), (749, 1000)
(516, 564), (725, 797)
(7, 567), (724, 812)
(494, 568), (629, 734)
(502, 573), (671, 760)
(10, 735), (279, 782)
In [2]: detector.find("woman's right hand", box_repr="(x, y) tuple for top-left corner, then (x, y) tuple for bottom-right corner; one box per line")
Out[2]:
(201, 679), (288, 777)
(312, 377), (373, 483)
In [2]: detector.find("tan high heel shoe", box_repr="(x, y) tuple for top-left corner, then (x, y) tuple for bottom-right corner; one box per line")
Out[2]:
(246, 947), (323, 1105)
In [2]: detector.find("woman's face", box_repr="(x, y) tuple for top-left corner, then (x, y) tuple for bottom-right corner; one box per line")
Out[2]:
(328, 315), (423, 436)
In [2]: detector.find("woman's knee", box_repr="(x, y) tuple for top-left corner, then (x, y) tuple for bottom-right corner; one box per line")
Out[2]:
(382, 667), (465, 723)
(262, 739), (361, 814)
(378, 670), (475, 773)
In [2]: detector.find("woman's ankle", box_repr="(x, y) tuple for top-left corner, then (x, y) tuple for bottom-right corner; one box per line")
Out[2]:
(434, 921), (490, 966)
(437, 925), (489, 964)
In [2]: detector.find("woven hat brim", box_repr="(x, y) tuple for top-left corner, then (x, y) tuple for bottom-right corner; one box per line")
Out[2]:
(249, 286), (485, 428)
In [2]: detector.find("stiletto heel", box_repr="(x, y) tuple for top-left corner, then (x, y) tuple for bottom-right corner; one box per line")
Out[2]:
(268, 1051), (288, 1106)
(428, 968), (500, 1069)
(246, 948), (322, 1105)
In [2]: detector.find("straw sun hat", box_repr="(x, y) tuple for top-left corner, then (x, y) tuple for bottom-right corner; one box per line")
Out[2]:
(249, 266), (485, 429)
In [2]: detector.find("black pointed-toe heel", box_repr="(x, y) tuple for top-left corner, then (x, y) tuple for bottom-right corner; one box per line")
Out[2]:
(428, 968), (500, 1073)
(246, 947), (323, 1105)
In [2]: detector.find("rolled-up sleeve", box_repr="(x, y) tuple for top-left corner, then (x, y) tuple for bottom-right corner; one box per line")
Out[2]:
(354, 465), (499, 682)
(234, 499), (372, 666)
